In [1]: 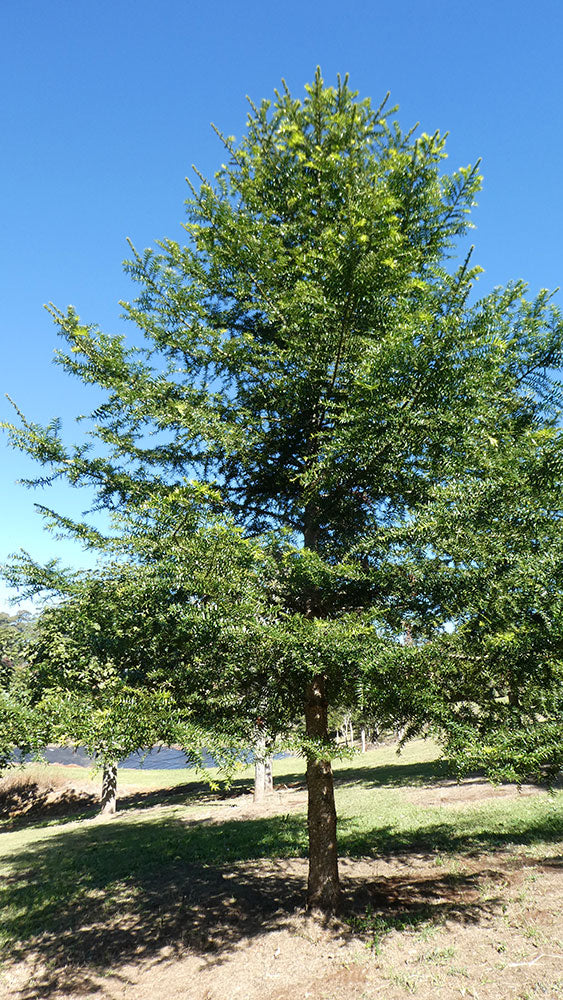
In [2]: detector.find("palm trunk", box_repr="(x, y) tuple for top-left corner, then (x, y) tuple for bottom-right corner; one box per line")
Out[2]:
(305, 675), (341, 911)
(101, 761), (118, 814)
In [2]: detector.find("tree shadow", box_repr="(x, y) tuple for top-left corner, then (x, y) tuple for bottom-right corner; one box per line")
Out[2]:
(278, 757), (454, 791)
(282, 756), (560, 793)
(2, 814), (307, 997)
(345, 867), (505, 946)
(0, 781), (101, 828)
(3, 801), (562, 997)
(0, 777), (253, 832)
(338, 809), (563, 858)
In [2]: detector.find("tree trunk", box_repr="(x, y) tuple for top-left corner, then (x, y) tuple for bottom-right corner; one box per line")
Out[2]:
(305, 675), (341, 912)
(253, 735), (274, 802)
(264, 754), (273, 794)
(361, 727), (366, 753)
(303, 505), (340, 911)
(254, 755), (266, 803)
(101, 761), (117, 814)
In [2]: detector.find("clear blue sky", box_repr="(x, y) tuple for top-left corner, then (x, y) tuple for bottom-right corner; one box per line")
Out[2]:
(2, 0), (562, 610)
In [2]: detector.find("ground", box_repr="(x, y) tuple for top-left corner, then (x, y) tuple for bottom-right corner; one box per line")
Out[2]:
(0, 742), (562, 1000)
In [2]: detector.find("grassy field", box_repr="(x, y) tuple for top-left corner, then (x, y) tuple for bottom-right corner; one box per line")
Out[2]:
(1, 740), (562, 999)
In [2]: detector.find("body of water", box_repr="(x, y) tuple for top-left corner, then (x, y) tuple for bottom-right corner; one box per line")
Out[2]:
(24, 745), (288, 770)
(21, 746), (224, 770)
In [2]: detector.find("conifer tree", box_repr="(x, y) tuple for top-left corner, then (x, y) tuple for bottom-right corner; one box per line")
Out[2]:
(5, 72), (563, 910)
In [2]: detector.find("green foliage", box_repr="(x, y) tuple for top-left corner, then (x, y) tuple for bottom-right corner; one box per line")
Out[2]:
(0, 612), (30, 686)
(0, 612), (43, 771)
(21, 554), (249, 772)
(390, 427), (563, 783)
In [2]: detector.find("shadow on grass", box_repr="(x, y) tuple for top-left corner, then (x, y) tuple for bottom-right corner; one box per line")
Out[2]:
(0, 782), (101, 829)
(339, 808), (563, 858)
(0, 777), (255, 832)
(2, 813), (308, 997)
(345, 867), (505, 948)
(279, 757), (453, 791)
(3, 800), (563, 996)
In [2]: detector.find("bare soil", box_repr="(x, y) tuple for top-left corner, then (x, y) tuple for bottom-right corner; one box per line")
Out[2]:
(1, 775), (562, 1000)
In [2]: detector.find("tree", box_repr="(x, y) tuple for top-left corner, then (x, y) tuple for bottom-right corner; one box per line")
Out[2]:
(7, 517), (305, 809)
(400, 426), (563, 785)
(4, 71), (563, 909)
(15, 569), (190, 812)
(0, 611), (43, 772)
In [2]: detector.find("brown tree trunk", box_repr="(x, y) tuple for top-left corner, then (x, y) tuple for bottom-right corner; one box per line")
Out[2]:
(305, 675), (341, 912)
(101, 761), (118, 814)
(302, 502), (341, 911)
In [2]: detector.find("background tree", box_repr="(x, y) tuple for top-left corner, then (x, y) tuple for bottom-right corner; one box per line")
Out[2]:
(0, 611), (43, 772)
(4, 72), (563, 909)
(18, 569), (192, 812)
(7, 515), (307, 808)
(397, 426), (563, 784)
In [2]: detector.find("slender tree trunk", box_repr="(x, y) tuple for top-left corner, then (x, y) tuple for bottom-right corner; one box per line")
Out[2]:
(264, 755), (273, 794)
(361, 727), (366, 753)
(305, 675), (341, 912)
(101, 761), (117, 814)
(254, 755), (266, 803)
(302, 502), (341, 911)
(253, 734), (274, 802)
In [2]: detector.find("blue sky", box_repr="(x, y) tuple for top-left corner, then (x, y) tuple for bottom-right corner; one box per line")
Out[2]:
(2, 0), (562, 611)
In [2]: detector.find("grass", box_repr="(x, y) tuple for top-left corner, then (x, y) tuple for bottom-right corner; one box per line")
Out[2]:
(0, 739), (562, 995)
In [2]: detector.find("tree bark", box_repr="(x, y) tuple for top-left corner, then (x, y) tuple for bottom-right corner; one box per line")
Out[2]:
(305, 675), (341, 911)
(101, 761), (118, 814)
(302, 502), (341, 911)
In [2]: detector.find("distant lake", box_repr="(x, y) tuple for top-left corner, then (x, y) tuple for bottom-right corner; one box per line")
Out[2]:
(25, 745), (288, 770)
(23, 746), (233, 770)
